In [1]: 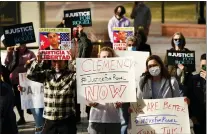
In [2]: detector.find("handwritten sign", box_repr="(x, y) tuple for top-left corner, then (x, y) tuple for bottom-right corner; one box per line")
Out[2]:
(39, 28), (72, 60)
(3, 22), (36, 46)
(113, 27), (134, 50)
(115, 51), (149, 88)
(130, 98), (190, 134)
(76, 57), (136, 104)
(64, 8), (92, 27)
(19, 73), (44, 110)
(167, 50), (195, 72)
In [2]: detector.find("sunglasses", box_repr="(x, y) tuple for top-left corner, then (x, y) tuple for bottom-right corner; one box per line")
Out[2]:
(174, 38), (181, 41)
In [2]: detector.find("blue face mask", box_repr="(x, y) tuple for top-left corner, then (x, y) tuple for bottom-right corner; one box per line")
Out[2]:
(127, 46), (136, 51)
(173, 39), (182, 46)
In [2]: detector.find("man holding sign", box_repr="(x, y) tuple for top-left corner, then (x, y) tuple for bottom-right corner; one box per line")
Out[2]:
(26, 53), (77, 134)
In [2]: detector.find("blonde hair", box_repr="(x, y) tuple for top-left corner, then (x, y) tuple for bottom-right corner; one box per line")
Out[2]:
(126, 36), (136, 44)
(98, 47), (117, 57)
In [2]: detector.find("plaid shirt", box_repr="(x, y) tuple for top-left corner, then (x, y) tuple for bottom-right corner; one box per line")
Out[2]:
(26, 61), (76, 120)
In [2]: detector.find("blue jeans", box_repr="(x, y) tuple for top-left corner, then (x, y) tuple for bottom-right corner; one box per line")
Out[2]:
(120, 103), (130, 134)
(30, 108), (44, 134)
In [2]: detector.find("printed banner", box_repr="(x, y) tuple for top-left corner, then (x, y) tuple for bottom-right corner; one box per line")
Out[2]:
(64, 8), (92, 27)
(130, 97), (191, 134)
(167, 50), (195, 72)
(39, 28), (72, 60)
(113, 27), (134, 50)
(3, 22), (36, 46)
(115, 51), (149, 88)
(19, 73), (44, 110)
(76, 57), (136, 104)
(39, 50), (72, 60)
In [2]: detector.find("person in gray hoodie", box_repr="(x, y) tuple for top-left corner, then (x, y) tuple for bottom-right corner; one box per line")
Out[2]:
(130, 2), (151, 37)
(137, 55), (181, 99)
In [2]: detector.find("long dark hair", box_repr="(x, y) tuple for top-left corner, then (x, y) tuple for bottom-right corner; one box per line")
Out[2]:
(141, 55), (170, 90)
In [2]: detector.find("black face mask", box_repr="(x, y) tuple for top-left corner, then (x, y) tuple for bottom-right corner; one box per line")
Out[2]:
(116, 12), (124, 20)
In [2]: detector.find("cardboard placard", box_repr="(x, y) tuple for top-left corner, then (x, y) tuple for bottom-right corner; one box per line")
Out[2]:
(64, 8), (92, 27)
(167, 50), (195, 72)
(39, 28), (72, 60)
(76, 57), (137, 104)
(19, 73), (44, 110)
(130, 98), (191, 134)
(3, 22), (36, 46)
(113, 27), (134, 50)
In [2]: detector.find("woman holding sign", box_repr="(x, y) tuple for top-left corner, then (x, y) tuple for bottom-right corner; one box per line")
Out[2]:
(87, 47), (122, 134)
(137, 55), (181, 99)
(164, 32), (193, 96)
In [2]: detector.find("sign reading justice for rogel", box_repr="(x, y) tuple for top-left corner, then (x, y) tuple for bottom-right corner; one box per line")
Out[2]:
(3, 22), (36, 46)
(64, 8), (92, 27)
(167, 50), (195, 72)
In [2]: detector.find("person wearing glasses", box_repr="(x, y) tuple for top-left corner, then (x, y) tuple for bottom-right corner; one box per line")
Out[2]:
(164, 32), (193, 96)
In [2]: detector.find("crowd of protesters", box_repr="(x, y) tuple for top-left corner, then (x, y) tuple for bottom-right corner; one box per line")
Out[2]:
(0, 2), (206, 134)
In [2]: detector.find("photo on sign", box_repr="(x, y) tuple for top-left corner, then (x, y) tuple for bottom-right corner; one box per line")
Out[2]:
(39, 28), (72, 60)
(113, 27), (134, 50)
(39, 28), (71, 50)
(64, 8), (92, 27)
(3, 22), (36, 46)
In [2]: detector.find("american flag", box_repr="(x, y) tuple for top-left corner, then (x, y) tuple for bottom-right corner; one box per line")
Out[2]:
(60, 33), (70, 42)
(39, 32), (70, 50)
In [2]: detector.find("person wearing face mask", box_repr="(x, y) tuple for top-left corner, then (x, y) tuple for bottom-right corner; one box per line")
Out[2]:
(108, 5), (130, 45)
(136, 55), (194, 133)
(187, 53), (206, 134)
(26, 52), (77, 134)
(4, 43), (36, 125)
(164, 32), (192, 96)
(71, 25), (93, 59)
(130, 2), (151, 37)
(137, 55), (181, 99)
(126, 36), (137, 51)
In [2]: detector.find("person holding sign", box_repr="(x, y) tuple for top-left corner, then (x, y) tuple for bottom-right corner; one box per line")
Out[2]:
(4, 43), (36, 125)
(26, 53), (77, 134)
(164, 32), (193, 96)
(87, 47), (122, 134)
(137, 55), (181, 99)
(108, 5), (130, 45)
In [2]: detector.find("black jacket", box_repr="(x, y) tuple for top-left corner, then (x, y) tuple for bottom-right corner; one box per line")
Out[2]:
(0, 61), (18, 134)
(77, 32), (93, 58)
(187, 74), (206, 123)
(137, 43), (152, 55)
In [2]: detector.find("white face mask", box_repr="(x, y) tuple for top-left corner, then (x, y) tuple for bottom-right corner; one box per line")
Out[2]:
(127, 46), (136, 51)
(127, 46), (133, 51)
(149, 66), (161, 76)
